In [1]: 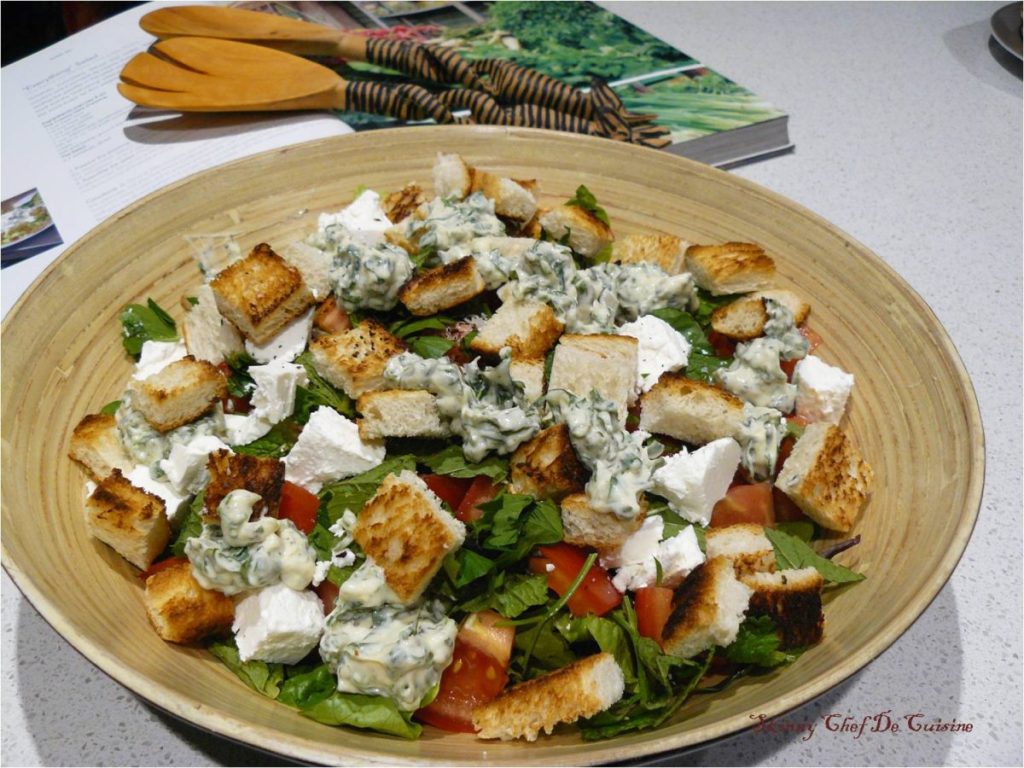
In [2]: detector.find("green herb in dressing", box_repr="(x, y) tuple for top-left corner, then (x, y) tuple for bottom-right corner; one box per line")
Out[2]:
(763, 298), (809, 360)
(335, 557), (402, 610)
(115, 391), (226, 477)
(405, 192), (506, 251)
(736, 404), (786, 481)
(717, 337), (796, 412)
(327, 239), (413, 312)
(319, 600), (457, 712)
(439, 236), (536, 289)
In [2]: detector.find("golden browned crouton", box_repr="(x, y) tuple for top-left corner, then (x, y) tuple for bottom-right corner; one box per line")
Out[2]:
(382, 182), (426, 224)
(181, 284), (245, 364)
(68, 413), (132, 480)
(539, 204), (614, 259)
(639, 374), (744, 445)
(470, 298), (564, 359)
(560, 493), (645, 553)
(399, 256), (486, 316)
(128, 356), (227, 432)
(704, 523), (777, 577)
(548, 334), (638, 423)
(710, 289), (811, 340)
(509, 424), (586, 502)
(203, 449), (285, 520)
(661, 556), (753, 660)
(354, 471), (466, 604)
(84, 469), (171, 570)
(144, 560), (235, 644)
(684, 242), (775, 296)
(509, 356), (546, 402)
(309, 319), (407, 398)
(612, 233), (689, 274)
(210, 243), (314, 344)
(356, 389), (450, 441)
(741, 567), (824, 649)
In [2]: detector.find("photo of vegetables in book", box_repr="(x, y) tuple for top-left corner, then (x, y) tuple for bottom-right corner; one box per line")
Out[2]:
(69, 152), (873, 742)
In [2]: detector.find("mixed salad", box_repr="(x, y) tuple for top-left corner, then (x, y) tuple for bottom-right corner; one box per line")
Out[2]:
(73, 157), (870, 742)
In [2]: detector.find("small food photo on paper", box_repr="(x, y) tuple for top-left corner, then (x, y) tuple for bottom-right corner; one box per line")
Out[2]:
(1, 188), (64, 267)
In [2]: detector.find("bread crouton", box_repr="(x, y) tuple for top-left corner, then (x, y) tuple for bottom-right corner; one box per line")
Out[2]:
(711, 289), (810, 340)
(356, 389), (451, 441)
(704, 523), (776, 577)
(539, 204), (614, 259)
(774, 422), (874, 533)
(210, 243), (314, 344)
(433, 152), (473, 200)
(280, 241), (332, 301)
(741, 567), (824, 649)
(473, 652), (624, 741)
(382, 182), (426, 224)
(128, 356), (227, 432)
(509, 356), (545, 402)
(471, 169), (538, 222)
(612, 233), (689, 274)
(312, 295), (352, 336)
(639, 374), (744, 445)
(685, 242), (775, 296)
(399, 256), (486, 316)
(470, 298), (564, 358)
(753, 289), (809, 325)
(560, 493), (645, 552)
(662, 556), (753, 659)
(85, 469), (171, 569)
(69, 413), (133, 480)
(309, 319), (407, 398)
(203, 449), (284, 520)
(516, 208), (545, 239)
(548, 334), (638, 423)
(144, 559), (235, 644)
(509, 424), (586, 502)
(181, 284), (246, 365)
(354, 471), (466, 604)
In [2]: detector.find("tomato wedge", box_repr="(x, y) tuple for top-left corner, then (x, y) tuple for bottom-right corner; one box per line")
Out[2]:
(459, 610), (515, 667)
(139, 555), (187, 581)
(710, 482), (775, 528)
(415, 637), (508, 733)
(279, 481), (320, 534)
(454, 476), (500, 523)
(635, 586), (674, 647)
(421, 474), (473, 510)
(529, 543), (622, 617)
(707, 330), (736, 358)
(314, 578), (340, 615)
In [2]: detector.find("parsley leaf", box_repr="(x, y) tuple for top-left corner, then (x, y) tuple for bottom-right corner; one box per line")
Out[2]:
(764, 527), (865, 584)
(418, 444), (509, 482)
(725, 615), (801, 667)
(294, 351), (355, 420)
(99, 400), (121, 416)
(120, 298), (178, 357)
(170, 492), (205, 556)
(565, 184), (610, 226)
(408, 335), (455, 359)
(459, 572), (550, 618)
(388, 314), (454, 339)
(319, 455), (417, 524)
(685, 353), (731, 384)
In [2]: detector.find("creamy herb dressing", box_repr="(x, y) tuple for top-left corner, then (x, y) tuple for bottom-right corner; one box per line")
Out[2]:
(185, 490), (316, 595)
(335, 557), (402, 610)
(115, 392), (226, 478)
(319, 600), (457, 712)
(763, 299), (809, 360)
(736, 404), (786, 481)
(327, 239), (413, 312)
(439, 236), (536, 289)
(406, 192), (506, 251)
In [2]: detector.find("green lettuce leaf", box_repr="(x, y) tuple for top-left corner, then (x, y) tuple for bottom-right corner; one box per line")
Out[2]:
(99, 400), (122, 416)
(120, 298), (178, 357)
(293, 351), (355, 421)
(649, 307), (714, 355)
(565, 184), (610, 226)
(418, 445), (509, 482)
(170, 492), (204, 557)
(301, 692), (422, 739)
(684, 352), (731, 384)
(208, 638), (285, 698)
(459, 572), (550, 618)
(277, 664), (336, 709)
(408, 335), (455, 359)
(724, 615), (800, 667)
(319, 455), (417, 524)
(232, 421), (302, 458)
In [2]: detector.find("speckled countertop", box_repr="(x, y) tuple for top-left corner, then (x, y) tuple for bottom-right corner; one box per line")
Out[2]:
(2, 2), (1021, 766)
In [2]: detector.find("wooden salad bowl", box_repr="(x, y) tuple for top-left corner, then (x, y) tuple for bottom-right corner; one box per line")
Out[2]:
(0, 126), (983, 765)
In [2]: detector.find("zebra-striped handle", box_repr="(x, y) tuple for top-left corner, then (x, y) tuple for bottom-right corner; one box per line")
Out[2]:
(364, 38), (493, 93)
(476, 58), (592, 117)
(436, 88), (510, 125)
(343, 80), (464, 124)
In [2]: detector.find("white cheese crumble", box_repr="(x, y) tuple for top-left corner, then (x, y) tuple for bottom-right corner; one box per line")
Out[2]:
(794, 354), (854, 424)
(133, 340), (187, 380)
(245, 308), (313, 364)
(233, 583), (325, 664)
(158, 434), (230, 496)
(617, 314), (691, 395)
(650, 438), (741, 526)
(318, 189), (392, 247)
(601, 516), (706, 593)
(284, 407), (386, 493)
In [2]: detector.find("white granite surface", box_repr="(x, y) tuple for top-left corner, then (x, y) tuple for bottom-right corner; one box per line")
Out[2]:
(2, 2), (1021, 765)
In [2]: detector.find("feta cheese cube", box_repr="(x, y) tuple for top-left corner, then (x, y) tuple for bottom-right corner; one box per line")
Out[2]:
(133, 340), (187, 380)
(125, 465), (189, 522)
(618, 315), (691, 394)
(318, 190), (391, 246)
(604, 519), (706, 593)
(651, 437), (741, 526)
(794, 355), (854, 424)
(249, 359), (308, 424)
(159, 434), (230, 495)
(233, 583), (325, 664)
(224, 412), (273, 446)
(245, 307), (313, 364)
(601, 516), (664, 570)
(655, 525), (705, 585)
(284, 406), (386, 493)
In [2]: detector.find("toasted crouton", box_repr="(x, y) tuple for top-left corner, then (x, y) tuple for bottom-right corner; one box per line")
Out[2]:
(181, 284), (246, 365)
(685, 242), (775, 296)
(85, 469), (171, 569)
(561, 493), (645, 552)
(509, 425), (586, 502)
(516, 208), (545, 239)
(312, 295), (352, 336)
(539, 204), (614, 259)
(382, 182), (426, 224)
(704, 523), (776, 577)
(753, 289), (810, 325)
(144, 559), (235, 644)
(662, 556), (753, 659)
(775, 423), (874, 533)
(433, 152), (473, 199)
(399, 256), (487, 316)
(69, 413), (133, 480)
(470, 298), (564, 359)
(509, 356), (545, 402)
(473, 652), (624, 741)
(210, 243), (314, 344)
(356, 389), (451, 440)
(203, 450), (284, 520)
(710, 290), (810, 340)
(128, 357), (227, 432)
(639, 374), (744, 444)
(280, 241), (332, 301)
(612, 233), (689, 274)
(354, 471), (466, 604)
(741, 567), (824, 648)
(309, 320), (407, 398)
(471, 169), (538, 222)
(548, 334), (638, 422)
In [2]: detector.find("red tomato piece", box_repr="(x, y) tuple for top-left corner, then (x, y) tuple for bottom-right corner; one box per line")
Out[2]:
(772, 486), (812, 524)
(710, 482), (775, 528)
(415, 638), (508, 733)
(459, 610), (515, 667)
(279, 481), (320, 534)
(421, 474), (473, 510)
(707, 330), (737, 358)
(138, 555), (187, 580)
(216, 362), (252, 414)
(444, 345), (474, 365)
(635, 586), (674, 647)
(529, 543), (622, 617)
(315, 579), (340, 615)
(454, 476), (500, 523)
(801, 325), (823, 352)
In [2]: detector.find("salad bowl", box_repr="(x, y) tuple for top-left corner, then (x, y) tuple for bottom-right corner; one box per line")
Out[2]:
(0, 126), (982, 765)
